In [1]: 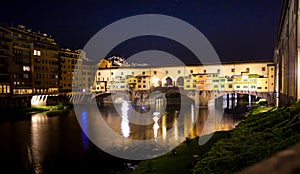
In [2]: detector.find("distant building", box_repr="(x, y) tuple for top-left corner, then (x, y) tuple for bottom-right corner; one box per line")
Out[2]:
(93, 61), (275, 93)
(59, 48), (82, 93)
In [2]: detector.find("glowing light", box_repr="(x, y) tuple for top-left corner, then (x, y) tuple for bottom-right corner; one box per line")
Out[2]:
(121, 101), (130, 138)
(153, 115), (160, 142)
(152, 77), (160, 87)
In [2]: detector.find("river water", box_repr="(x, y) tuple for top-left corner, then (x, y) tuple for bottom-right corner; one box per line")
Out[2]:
(0, 94), (255, 173)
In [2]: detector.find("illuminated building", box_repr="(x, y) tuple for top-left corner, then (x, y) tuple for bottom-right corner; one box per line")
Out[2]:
(31, 29), (59, 94)
(9, 25), (34, 95)
(82, 60), (97, 93)
(0, 26), (12, 95)
(273, 0), (300, 105)
(59, 48), (81, 93)
(94, 61), (275, 93)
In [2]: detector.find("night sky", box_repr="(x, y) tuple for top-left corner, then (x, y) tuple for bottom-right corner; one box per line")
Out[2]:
(0, 0), (282, 63)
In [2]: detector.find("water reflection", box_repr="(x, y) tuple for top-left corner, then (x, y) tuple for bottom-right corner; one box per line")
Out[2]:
(0, 94), (253, 173)
(98, 94), (248, 151)
(121, 102), (130, 138)
(31, 113), (49, 174)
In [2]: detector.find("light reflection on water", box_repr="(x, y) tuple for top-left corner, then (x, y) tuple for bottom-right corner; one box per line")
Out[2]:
(0, 94), (252, 173)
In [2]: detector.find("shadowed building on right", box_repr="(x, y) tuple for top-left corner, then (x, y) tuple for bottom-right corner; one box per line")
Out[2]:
(274, 0), (300, 106)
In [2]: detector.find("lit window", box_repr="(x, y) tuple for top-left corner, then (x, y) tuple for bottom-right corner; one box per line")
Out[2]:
(23, 66), (30, 71)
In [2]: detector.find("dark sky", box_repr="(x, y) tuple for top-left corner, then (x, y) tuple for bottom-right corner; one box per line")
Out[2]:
(0, 0), (282, 63)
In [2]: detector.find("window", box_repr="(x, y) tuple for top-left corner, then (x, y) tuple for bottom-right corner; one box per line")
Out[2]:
(165, 70), (168, 74)
(142, 71), (145, 75)
(178, 70), (181, 74)
(257, 87), (262, 89)
(190, 70), (193, 73)
(143, 85), (146, 88)
(203, 70), (206, 73)
(154, 71), (157, 75)
(236, 85), (240, 89)
(121, 72), (124, 75)
(111, 72), (113, 75)
(132, 72), (134, 75)
(271, 75), (273, 78)
(243, 86), (248, 88)
(186, 85), (190, 88)
(231, 68), (235, 73)
(214, 85), (218, 88)
(246, 68), (250, 72)
(262, 67), (266, 71)
(98, 72), (101, 76)
(217, 69), (220, 73)
(251, 85), (256, 89)
(220, 85), (225, 88)
(23, 74), (29, 79)
(23, 66), (30, 71)
(265, 87), (268, 89)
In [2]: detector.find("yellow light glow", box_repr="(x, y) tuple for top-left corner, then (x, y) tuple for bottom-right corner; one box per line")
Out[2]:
(152, 77), (160, 87)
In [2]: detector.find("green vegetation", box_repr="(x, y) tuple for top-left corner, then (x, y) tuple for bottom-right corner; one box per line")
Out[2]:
(193, 102), (300, 173)
(130, 102), (300, 174)
(248, 74), (260, 78)
(131, 132), (230, 174)
(20, 104), (72, 115)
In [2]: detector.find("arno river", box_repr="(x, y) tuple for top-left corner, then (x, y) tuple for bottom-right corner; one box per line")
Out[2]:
(0, 94), (255, 173)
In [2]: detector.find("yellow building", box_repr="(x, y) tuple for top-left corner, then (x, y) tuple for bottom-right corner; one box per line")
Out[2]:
(99, 59), (112, 68)
(256, 77), (269, 92)
(9, 25), (34, 95)
(127, 77), (138, 90)
(0, 26), (12, 95)
(33, 38), (59, 93)
(59, 48), (81, 93)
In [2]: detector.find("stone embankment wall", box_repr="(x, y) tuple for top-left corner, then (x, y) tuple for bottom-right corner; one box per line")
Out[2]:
(0, 93), (94, 109)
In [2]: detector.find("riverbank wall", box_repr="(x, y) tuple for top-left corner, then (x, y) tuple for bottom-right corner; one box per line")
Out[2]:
(0, 93), (94, 109)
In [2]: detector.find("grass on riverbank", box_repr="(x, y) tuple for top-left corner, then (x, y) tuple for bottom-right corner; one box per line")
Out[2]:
(19, 104), (73, 115)
(130, 102), (300, 174)
(130, 131), (230, 174)
(193, 102), (300, 173)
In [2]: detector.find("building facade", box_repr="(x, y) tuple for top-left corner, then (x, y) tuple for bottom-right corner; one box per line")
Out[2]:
(94, 61), (275, 94)
(274, 0), (300, 105)
(0, 26), (12, 96)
